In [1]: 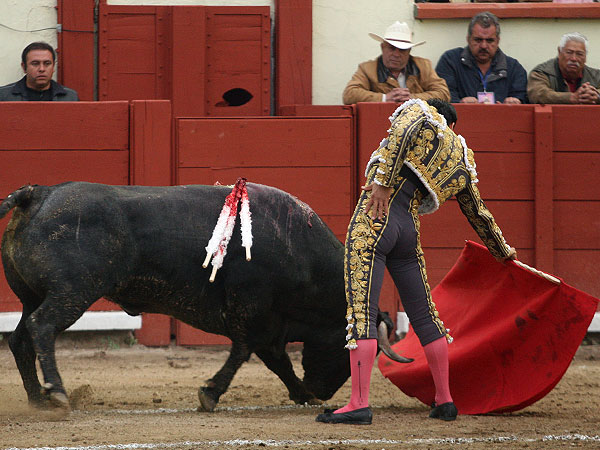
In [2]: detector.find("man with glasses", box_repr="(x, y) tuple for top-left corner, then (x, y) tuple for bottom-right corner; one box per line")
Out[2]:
(435, 12), (527, 104)
(527, 32), (600, 104)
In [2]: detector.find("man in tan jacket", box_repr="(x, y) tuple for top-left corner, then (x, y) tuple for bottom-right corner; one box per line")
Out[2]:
(343, 22), (450, 105)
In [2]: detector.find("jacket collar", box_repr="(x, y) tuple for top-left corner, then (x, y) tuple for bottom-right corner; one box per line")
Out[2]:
(460, 47), (508, 81)
(377, 55), (419, 83)
(554, 58), (584, 91)
(11, 76), (67, 98)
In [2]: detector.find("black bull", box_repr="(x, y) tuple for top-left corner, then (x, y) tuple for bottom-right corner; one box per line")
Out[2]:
(1, 181), (408, 413)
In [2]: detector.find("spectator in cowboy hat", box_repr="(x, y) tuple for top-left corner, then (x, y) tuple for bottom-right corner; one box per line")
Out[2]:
(342, 21), (450, 104)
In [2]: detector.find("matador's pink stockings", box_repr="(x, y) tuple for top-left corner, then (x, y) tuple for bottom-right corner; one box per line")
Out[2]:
(423, 336), (453, 405)
(335, 338), (377, 413)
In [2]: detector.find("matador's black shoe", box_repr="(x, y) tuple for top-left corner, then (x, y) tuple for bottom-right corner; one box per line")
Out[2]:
(315, 407), (373, 425)
(429, 402), (458, 421)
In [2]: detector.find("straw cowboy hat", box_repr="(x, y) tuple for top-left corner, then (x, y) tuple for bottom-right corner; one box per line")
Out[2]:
(368, 21), (425, 50)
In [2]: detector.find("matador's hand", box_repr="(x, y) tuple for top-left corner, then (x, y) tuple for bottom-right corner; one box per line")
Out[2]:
(495, 247), (517, 263)
(362, 183), (393, 220)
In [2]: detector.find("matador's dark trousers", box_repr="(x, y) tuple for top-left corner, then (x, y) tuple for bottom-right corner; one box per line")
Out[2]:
(344, 167), (448, 349)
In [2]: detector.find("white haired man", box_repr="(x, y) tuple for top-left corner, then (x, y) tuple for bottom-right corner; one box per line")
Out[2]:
(528, 32), (600, 104)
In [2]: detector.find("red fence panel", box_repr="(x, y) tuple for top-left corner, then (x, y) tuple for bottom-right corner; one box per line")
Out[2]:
(0, 101), (131, 316)
(57, 0), (96, 101)
(275, 0), (312, 111)
(174, 115), (354, 345)
(551, 106), (600, 297)
(0, 101), (174, 345)
(97, 3), (270, 116)
(355, 102), (600, 311)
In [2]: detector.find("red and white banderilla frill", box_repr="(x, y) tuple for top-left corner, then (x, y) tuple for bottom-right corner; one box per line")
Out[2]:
(203, 178), (252, 282)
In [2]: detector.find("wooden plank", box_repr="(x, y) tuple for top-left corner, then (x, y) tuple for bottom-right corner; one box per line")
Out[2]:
(136, 314), (172, 346)
(554, 153), (600, 201)
(276, 0), (312, 109)
(171, 6), (207, 116)
(415, 3), (600, 20)
(552, 106), (600, 152)
(473, 152), (533, 200)
(57, 0), (96, 100)
(176, 321), (231, 346)
(130, 100), (173, 186)
(209, 41), (262, 73)
(0, 150), (129, 198)
(206, 7), (270, 116)
(534, 105), (554, 273)
(420, 200), (534, 249)
(177, 167), (351, 217)
(0, 102), (129, 150)
(278, 105), (353, 117)
(99, 4), (160, 101)
(355, 103), (397, 190)
(209, 10), (265, 28)
(554, 250), (600, 299)
(204, 75), (264, 117)
(177, 117), (352, 168)
(554, 201), (600, 249)
(453, 104), (535, 153)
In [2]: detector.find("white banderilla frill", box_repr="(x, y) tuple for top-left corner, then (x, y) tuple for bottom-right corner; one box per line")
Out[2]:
(203, 177), (252, 282)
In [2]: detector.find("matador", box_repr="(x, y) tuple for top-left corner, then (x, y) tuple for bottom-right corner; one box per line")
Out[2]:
(317, 98), (516, 425)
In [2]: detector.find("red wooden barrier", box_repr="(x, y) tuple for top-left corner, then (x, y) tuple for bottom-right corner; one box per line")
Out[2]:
(96, 2), (270, 117)
(0, 101), (174, 346)
(173, 115), (354, 345)
(355, 102), (600, 307)
(57, 0), (95, 101)
(0, 102), (130, 315)
(275, 0), (312, 110)
(1, 102), (597, 345)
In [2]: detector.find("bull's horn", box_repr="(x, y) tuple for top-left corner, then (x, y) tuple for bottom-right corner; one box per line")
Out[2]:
(377, 321), (414, 363)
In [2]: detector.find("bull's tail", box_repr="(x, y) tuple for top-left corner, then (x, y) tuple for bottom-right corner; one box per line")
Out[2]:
(0, 185), (36, 219)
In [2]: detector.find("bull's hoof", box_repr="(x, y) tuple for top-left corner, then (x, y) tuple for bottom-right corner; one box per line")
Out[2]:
(49, 391), (70, 410)
(197, 387), (217, 412)
(41, 383), (71, 412)
(291, 394), (322, 406)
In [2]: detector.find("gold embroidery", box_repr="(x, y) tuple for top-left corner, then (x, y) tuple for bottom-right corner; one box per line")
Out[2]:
(346, 101), (510, 347)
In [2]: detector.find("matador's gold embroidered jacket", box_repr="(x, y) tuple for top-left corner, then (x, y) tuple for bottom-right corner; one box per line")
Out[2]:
(366, 99), (512, 259)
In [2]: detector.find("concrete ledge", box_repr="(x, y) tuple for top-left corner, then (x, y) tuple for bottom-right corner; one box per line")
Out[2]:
(0, 311), (142, 333)
(415, 4), (600, 20)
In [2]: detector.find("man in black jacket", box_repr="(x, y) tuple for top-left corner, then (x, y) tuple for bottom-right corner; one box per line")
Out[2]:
(435, 12), (527, 104)
(0, 42), (78, 102)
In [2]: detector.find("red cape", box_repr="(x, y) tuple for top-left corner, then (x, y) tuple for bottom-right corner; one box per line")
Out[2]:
(378, 240), (598, 414)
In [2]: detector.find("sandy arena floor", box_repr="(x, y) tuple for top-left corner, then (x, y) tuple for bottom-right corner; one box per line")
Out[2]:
(0, 332), (598, 450)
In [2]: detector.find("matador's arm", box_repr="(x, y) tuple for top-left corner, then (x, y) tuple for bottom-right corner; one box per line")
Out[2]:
(456, 182), (514, 260)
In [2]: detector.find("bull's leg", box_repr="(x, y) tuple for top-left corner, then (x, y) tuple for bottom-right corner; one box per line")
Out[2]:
(197, 340), (251, 412)
(254, 347), (320, 406)
(8, 305), (47, 408)
(4, 270), (47, 408)
(25, 293), (97, 411)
